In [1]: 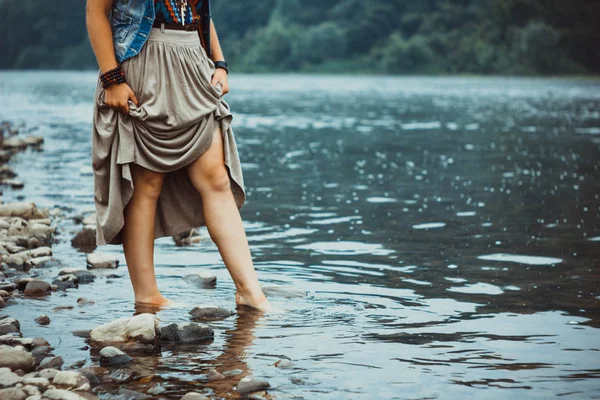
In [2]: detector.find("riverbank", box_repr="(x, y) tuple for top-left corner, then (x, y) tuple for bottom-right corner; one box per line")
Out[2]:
(0, 120), (280, 399)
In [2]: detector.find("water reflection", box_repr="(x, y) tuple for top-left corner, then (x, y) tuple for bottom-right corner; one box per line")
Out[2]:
(0, 72), (598, 398)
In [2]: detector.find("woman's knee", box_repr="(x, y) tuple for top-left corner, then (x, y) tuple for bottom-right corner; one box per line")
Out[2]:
(199, 165), (231, 194)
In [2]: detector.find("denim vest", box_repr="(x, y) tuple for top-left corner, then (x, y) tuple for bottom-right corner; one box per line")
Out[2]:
(110, 0), (211, 64)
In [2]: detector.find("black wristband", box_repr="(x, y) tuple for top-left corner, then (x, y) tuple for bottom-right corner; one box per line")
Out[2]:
(213, 60), (228, 74)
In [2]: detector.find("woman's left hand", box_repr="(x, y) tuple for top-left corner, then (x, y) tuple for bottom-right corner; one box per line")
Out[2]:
(211, 68), (229, 95)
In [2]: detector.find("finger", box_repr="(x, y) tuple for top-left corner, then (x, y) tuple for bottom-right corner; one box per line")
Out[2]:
(129, 91), (139, 106)
(211, 75), (219, 86)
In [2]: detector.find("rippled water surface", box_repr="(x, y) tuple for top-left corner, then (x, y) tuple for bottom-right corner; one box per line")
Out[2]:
(0, 72), (599, 399)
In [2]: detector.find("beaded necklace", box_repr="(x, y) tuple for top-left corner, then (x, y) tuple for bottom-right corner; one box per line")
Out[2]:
(175, 0), (187, 25)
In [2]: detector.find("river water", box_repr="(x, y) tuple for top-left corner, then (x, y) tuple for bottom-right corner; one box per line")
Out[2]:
(0, 72), (599, 399)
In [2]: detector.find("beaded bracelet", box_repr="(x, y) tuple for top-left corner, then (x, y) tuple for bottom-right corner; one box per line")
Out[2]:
(100, 65), (126, 89)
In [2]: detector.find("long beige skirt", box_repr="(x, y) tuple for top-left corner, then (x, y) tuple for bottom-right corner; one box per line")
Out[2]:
(91, 27), (246, 246)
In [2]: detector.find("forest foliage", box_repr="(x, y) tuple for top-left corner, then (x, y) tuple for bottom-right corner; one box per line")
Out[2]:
(0, 0), (598, 74)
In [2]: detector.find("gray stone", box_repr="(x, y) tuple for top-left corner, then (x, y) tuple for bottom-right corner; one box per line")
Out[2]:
(111, 388), (150, 399)
(30, 338), (49, 348)
(274, 358), (293, 368)
(86, 252), (118, 269)
(189, 306), (235, 321)
(182, 272), (216, 287)
(0, 318), (20, 331)
(34, 315), (50, 326)
(36, 368), (59, 380)
(159, 322), (214, 342)
(0, 297), (5, 308)
(23, 280), (50, 297)
(70, 228), (96, 250)
(29, 257), (52, 268)
(42, 389), (88, 400)
(0, 345), (35, 371)
(52, 370), (89, 389)
(58, 269), (95, 284)
(147, 385), (165, 395)
(206, 368), (224, 381)
(20, 376), (50, 389)
(0, 320), (19, 334)
(76, 297), (94, 306)
(235, 376), (270, 395)
(180, 393), (209, 400)
(30, 346), (53, 365)
(0, 387), (27, 400)
(99, 346), (132, 366)
(38, 356), (63, 370)
(89, 313), (158, 345)
(261, 284), (307, 298)
(0, 366), (21, 387)
(21, 384), (41, 397)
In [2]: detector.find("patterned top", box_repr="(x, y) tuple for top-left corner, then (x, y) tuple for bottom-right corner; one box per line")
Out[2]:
(154, 0), (202, 25)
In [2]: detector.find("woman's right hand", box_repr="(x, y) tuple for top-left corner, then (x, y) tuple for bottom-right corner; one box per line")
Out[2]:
(104, 82), (139, 114)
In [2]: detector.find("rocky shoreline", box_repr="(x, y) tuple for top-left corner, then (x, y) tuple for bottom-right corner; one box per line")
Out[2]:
(0, 121), (277, 400)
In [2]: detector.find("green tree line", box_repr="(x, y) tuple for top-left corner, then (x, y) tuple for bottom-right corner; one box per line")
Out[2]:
(0, 0), (598, 74)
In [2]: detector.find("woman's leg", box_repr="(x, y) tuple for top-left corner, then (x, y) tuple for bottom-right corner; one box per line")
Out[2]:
(184, 125), (272, 312)
(122, 162), (172, 306)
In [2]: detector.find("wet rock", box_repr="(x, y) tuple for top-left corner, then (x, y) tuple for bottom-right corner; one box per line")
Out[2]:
(0, 387), (27, 400)
(0, 297), (5, 308)
(0, 366), (21, 387)
(0, 202), (47, 220)
(0, 345), (35, 371)
(71, 330), (91, 339)
(36, 368), (59, 380)
(38, 356), (63, 370)
(180, 393), (209, 400)
(189, 306), (235, 321)
(77, 297), (94, 306)
(58, 269), (95, 284)
(30, 338), (49, 349)
(52, 274), (78, 290)
(99, 346), (132, 366)
(89, 313), (158, 345)
(24, 136), (44, 147)
(86, 253), (118, 269)
(52, 370), (89, 389)
(182, 272), (216, 287)
(42, 389), (88, 400)
(235, 376), (270, 395)
(159, 322), (214, 343)
(206, 368), (225, 381)
(82, 213), (96, 226)
(274, 358), (293, 369)
(21, 384), (41, 397)
(223, 369), (243, 376)
(111, 388), (150, 399)
(0, 321), (19, 335)
(21, 376), (50, 389)
(0, 282), (16, 292)
(23, 280), (51, 297)
(30, 257), (52, 268)
(108, 369), (136, 383)
(30, 346), (53, 365)
(0, 317), (20, 331)
(0, 336), (34, 348)
(147, 385), (166, 395)
(70, 228), (96, 250)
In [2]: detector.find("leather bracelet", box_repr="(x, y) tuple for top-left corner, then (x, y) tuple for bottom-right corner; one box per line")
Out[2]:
(213, 60), (228, 74)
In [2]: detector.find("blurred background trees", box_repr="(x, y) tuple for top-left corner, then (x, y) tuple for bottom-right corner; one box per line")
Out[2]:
(0, 0), (598, 74)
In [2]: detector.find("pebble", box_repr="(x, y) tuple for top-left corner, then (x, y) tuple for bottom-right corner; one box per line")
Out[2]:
(58, 269), (96, 284)
(38, 355), (63, 370)
(206, 368), (225, 381)
(182, 272), (217, 287)
(0, 387), (27, 400)
(274, 358), (293, 368)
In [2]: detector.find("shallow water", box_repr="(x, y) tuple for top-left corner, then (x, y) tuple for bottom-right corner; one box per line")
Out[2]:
(0, 72), (599, 399)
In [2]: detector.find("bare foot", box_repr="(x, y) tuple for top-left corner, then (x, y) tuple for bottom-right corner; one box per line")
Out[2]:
(235, 291), (273, 312)
(135, 293), (174, 307)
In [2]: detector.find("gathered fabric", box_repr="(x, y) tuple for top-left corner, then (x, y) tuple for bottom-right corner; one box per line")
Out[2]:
(91, 27), (245, 246)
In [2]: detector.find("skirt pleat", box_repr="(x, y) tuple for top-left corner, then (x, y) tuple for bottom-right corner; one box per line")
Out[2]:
(91, 27), (246, 246)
